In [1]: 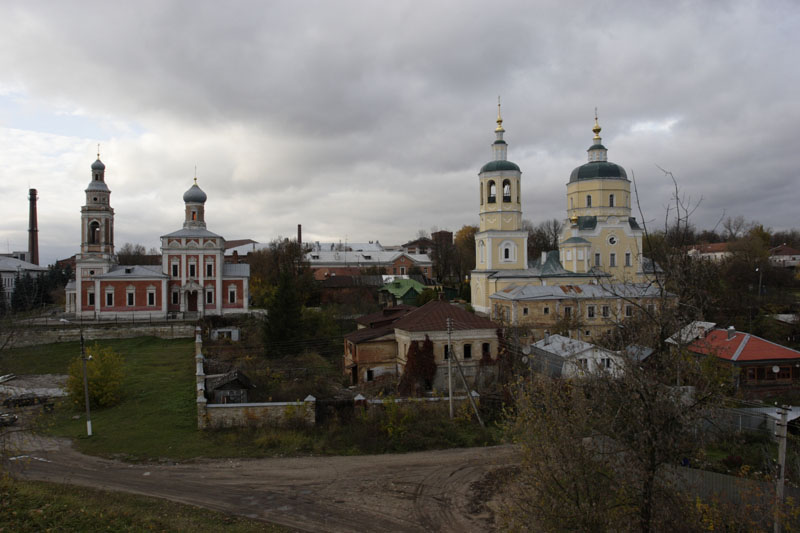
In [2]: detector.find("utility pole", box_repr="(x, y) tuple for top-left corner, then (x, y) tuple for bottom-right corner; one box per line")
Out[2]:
(775, 405), (790, 533)
(80, 332), (93, 437)
(447, 317), (453, 419)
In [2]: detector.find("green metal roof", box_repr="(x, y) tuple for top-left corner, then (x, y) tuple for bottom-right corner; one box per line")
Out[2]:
(562, 236), (591, 244)
(480, 160), (520, 173)
(380, 278), (427, 299)
(569, 161), (627, 182)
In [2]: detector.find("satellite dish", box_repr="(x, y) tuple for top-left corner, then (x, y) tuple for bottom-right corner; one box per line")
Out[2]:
(521, 356), (529, 364)
(522, 345), (531, 355)
(772, 365), (781, 374)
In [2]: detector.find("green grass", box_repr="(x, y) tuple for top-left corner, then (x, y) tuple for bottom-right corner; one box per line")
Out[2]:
(1, 337), (501, 461)
(0, 475), (289, 532)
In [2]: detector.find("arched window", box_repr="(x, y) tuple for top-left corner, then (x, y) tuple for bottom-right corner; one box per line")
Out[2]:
(488, 181), (496, 203)
(586, 195), (592, 208)
(502, 179), (511, 202)
(499, 240), (517, 263)
(609, 194), (615, 207)
(191, 210), (197, 221)
(89, 221), (100, 244)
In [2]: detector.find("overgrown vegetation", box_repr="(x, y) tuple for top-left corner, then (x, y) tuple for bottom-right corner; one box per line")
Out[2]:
(0, 475), (287, 532)
(65, 343), (125, 408)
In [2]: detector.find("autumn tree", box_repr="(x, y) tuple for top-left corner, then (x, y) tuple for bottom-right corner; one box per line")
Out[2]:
(454, 224), (478, 283)
(66, 344), (125, 408)
(116, 242), (160, 265)
(398, 336), (437, 396)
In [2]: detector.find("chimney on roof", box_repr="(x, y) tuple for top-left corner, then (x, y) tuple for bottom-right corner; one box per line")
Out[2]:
(297, 224), (302, 245)
(544, 332), (550, 345)
(28, 188), (39, 265)
(727, 326), (736, 340)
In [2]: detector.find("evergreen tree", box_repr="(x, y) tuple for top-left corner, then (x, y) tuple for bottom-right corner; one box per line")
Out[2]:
(262, 270), (304, 356)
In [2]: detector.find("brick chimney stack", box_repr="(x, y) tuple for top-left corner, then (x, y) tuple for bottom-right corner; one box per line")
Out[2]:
(28, 188), (39, 265)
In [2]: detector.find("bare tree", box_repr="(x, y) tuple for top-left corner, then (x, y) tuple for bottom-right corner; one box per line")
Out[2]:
(722, 215), (748, 241)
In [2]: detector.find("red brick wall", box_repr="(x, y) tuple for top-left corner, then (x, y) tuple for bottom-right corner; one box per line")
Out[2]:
(97, 280), (162, 312)
(222, 279), (245, 309)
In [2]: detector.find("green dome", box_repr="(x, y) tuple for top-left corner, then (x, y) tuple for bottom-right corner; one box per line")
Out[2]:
(480, 160), (520, 173)
(569, 161), (627, 183)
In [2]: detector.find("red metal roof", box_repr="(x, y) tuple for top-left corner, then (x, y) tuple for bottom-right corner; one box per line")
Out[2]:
(392, 300), (498, 332)
(688, 329), (800, 363)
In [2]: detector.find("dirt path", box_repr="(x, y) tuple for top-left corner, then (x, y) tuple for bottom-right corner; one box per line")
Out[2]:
(4, 433), (517, 532)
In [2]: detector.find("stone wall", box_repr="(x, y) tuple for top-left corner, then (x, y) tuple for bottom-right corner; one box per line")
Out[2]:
(9, 322), (195, 348)
(199, 401), (316, 429)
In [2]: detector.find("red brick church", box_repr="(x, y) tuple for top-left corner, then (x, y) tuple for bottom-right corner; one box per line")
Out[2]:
(65, 155), (249, 319)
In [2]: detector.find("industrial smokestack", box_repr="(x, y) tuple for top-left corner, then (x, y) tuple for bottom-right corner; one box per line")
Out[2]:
(297, 224), (302, 245)
(28, 188), (39, 265)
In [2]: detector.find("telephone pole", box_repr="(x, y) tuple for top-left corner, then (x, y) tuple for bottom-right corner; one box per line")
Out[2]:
(447, 318), (453, 419)
(774, 405), (790, 533)
(80, 332), (93, 437)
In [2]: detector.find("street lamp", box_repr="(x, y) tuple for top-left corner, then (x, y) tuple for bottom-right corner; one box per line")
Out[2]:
(64, 319), (92, 437)
(80, 332), (93, 437)
(756, 266), (763, 299)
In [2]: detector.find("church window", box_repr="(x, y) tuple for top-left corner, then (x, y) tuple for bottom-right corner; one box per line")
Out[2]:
(126, 290), (135, 307)
(147, 289), (156, 306)
(206, 289), (214, 304)
(189, 263), (196, 278)
(171, 263), (179, 277)
(171, 290), (179, 305)
(586, 195), (592, 208)
(609, 194), (615, 207)
(206, 262), (213, 277)
(488, 181), (496, 203)
(228, 286), (237, 304)
(594, 253), (601, 266)
(93, 197), (98, 202)
(625, 252), (632, 267)
(566, 250), (572, 261)
(610, 253), (617, 267)
(577, 249), (584, 260)
(500, 241), (517, 263)
(89, 221), (100, 244)
(105, 290), (114, 307)
(502, 180), (511, 202)
(88, 291), (95, 306)
(191, 210), (197, 221)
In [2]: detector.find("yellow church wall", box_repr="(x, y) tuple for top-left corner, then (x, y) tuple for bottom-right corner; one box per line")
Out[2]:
(566, 180), (631, 218)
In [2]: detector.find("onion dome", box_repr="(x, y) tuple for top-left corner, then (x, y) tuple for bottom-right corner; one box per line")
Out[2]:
(91, 158), (105, 171)
(569, 114), (627, 183)
(183, 178), (207, 203)
(480, 98), (520, 173)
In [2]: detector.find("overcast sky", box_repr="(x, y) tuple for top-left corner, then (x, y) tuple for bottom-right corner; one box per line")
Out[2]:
(1, 0), (798, 266)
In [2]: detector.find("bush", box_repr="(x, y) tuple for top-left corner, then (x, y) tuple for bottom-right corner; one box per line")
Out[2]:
(66, 344), (125, 408)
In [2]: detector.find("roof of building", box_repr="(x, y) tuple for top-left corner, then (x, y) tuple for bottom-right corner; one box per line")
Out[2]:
(91, 158), (105, 171)
(309, 241), (385, 252)
(305, 250), (431, 265)
(689, 242), (730, 254)
(480, 160), (521, 173)
(355, 305), (416, 328)
(569, 161), (628, 183)
(205, 369), (253, 391)
(344, 324), (397, 344)
(770, 244), (800, 256)
(161, 227), (223, 239)
(86, 179), (110, 192)
(666, 320), (718, 345)
(222, 263), (250, 277)
(0, 257), (48, 273)
(688, 328), (800, 363)
(490, 282), (666, 302)
(95, 265), (167, 279)
(225, 239), (258, 250)
(561, 236), (591, 245)
(392, 300), (497, 332)
(183, 182), (207, 203)
(380, 278), (427, 299)
(533, 334), (598, 358)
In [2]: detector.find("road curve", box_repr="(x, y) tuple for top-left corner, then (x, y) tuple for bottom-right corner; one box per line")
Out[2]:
(6, 435), (517, 533)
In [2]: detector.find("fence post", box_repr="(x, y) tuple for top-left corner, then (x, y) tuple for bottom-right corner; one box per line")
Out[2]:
(775, 405), (790, 533)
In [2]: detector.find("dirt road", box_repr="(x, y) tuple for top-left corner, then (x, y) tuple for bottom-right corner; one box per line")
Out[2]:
(6, 434), (517, 532)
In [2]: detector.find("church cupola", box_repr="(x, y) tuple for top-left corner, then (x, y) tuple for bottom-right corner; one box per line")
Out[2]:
(587, 113), (608, 162)
(183, 178), (207, 229)
(80, 150), (114, 257)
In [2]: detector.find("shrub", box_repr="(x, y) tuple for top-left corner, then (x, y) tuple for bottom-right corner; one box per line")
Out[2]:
(66, 344), (125, 408)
